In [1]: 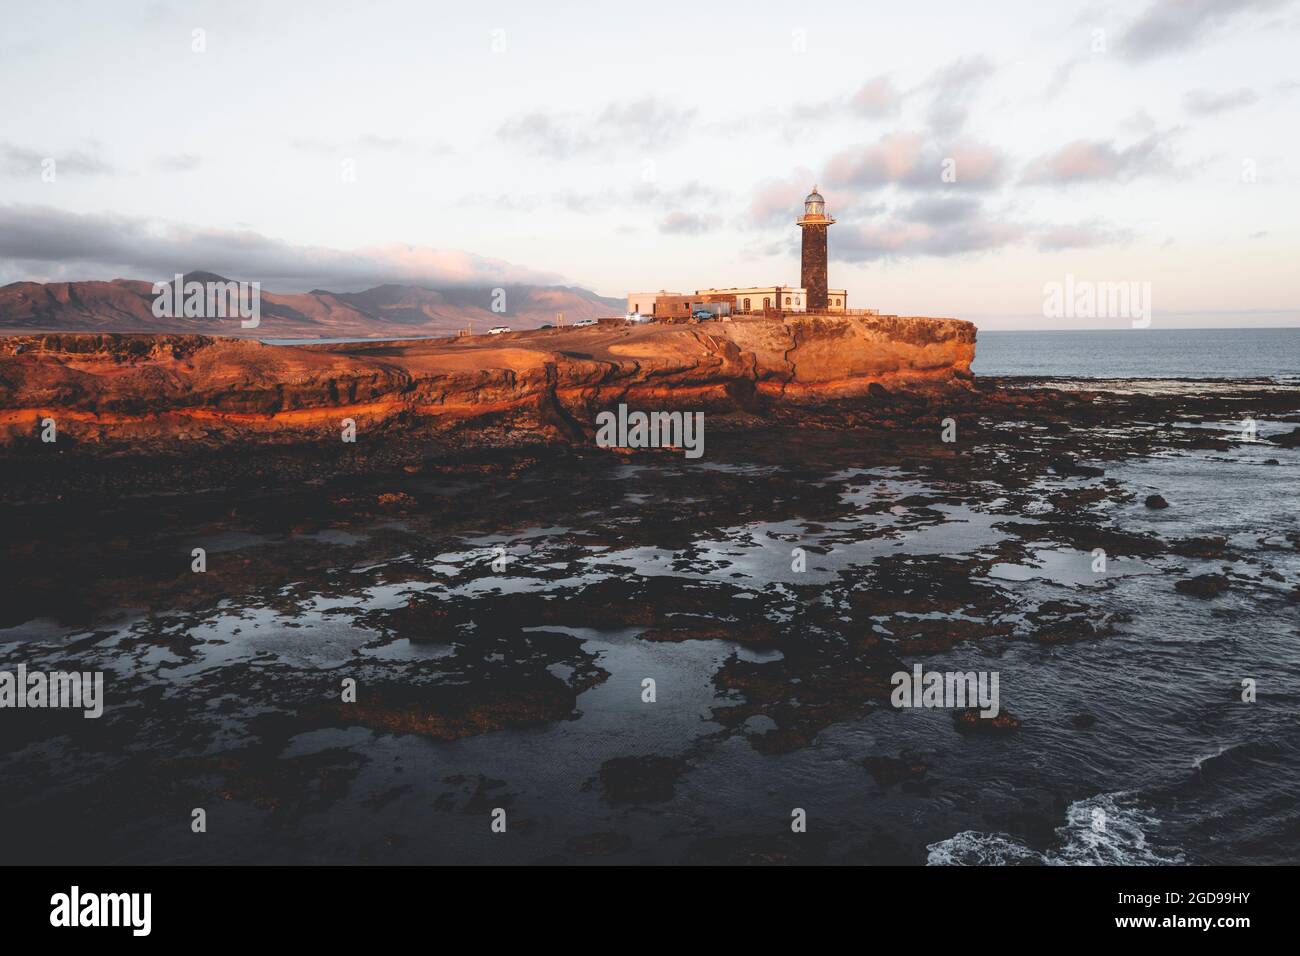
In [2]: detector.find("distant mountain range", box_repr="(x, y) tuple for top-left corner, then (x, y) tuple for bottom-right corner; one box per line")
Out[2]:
(0, 273), (625, 339)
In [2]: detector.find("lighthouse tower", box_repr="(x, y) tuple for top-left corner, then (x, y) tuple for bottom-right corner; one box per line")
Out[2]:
(797, 186), (835, 311)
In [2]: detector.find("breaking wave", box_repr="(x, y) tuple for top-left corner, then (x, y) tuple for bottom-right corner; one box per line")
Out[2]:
(926, 793), (1186, 866)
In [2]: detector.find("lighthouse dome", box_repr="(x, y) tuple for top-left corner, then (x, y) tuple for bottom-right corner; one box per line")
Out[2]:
(803, 186), (826, 218)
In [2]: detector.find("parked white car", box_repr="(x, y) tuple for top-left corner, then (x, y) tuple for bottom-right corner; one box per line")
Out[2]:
(574, 318), (597, 327)
(487, 326), (510, 335)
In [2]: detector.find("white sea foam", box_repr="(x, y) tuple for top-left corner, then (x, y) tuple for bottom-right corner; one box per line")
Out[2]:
(926, 793), (1185, 866)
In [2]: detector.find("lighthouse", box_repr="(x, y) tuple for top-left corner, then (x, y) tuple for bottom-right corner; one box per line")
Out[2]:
(797, 186), (835, 312)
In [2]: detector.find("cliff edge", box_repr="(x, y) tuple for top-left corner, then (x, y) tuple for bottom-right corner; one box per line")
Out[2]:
(0, 314), (975, 452)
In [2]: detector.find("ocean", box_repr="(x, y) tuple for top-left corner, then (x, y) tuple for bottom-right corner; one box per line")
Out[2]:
(972, 327), (1300, 381)
(4, 325), (1298, 865)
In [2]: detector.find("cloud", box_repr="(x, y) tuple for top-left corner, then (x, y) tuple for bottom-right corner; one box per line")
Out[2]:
(1020, 132), (1175, 184)
(849, 75), (902, 118)
(290, 136), (453, 158)
(0, 204), (562, 290)
(824, 132), (926, 188)
(1050, 1), (1288, 98)
(1119, 109), (1160, 134)
(719, 73), (904, 142)
(833, 214), (1027, 262)
(498, 98), (695, 158)
(1120, 0), (1290, 61)
(899, 196), (984, 226)
(496, 112), (594, 158)
(659, 211), (716, 235)
(1035, 220), (1135, 251)
(461, 180), (727, 216)
(922, 56), (996, 136)
(0, 142), (114, 177)
(1183, 87), (1260, 114)
(629, 180), (727, 208)
(823, 133), (1007, 192)
(747, 156), (1138, 263)
(747, 169), (819, 228)
(829, 207), (1132, 262)
(155, 153), (203, 172)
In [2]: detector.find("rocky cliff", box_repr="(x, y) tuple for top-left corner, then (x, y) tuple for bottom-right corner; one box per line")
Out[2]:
(0, 315), (974, 453)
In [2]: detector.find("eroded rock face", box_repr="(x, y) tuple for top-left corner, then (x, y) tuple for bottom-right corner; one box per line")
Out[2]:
(0, 316), (976, 454)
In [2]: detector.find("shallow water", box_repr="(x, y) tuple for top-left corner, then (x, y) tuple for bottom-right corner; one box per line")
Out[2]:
(1, 391), (1297, 865)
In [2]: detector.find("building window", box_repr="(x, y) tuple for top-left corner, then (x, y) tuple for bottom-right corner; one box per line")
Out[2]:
(763, 297), (771, 310)
(784, 296), (791, 305)
(743, 297), (750, 311)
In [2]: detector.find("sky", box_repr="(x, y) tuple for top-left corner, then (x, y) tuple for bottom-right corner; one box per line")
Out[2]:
(1, 0), (1297, 329)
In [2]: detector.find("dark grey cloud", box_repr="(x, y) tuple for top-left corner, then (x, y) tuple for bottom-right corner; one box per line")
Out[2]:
(747, 158), (1137, 263)
(1121, 0), (1290, 61)
(0, 204), (560, 290)
(1183, 87), (1260, 114)
(1048, 1), (1288, 99)
(832, 214), (1028, 262)
(899, 196), (984, 226)
(829, 207), (1133, 262)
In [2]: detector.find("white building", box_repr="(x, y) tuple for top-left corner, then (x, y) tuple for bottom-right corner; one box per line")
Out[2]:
(626, 291), (680, 317)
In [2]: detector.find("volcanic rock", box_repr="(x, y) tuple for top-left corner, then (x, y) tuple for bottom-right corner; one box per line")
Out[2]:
(0, 317), (974, 457)
(1174, 573), (1231, 598)
(952, 708), (1021, 734)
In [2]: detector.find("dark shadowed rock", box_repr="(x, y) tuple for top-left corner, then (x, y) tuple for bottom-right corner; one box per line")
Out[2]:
(1050, 455), (1104, 477)
(1170, 536), (1229, 558)
(953, 708), (1021, 734)
(1175, 573), (1230, 598)
(1145, 494), (1169, 509)
(1272, 427), (1300, 448)
(862, 753), (928, 786)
